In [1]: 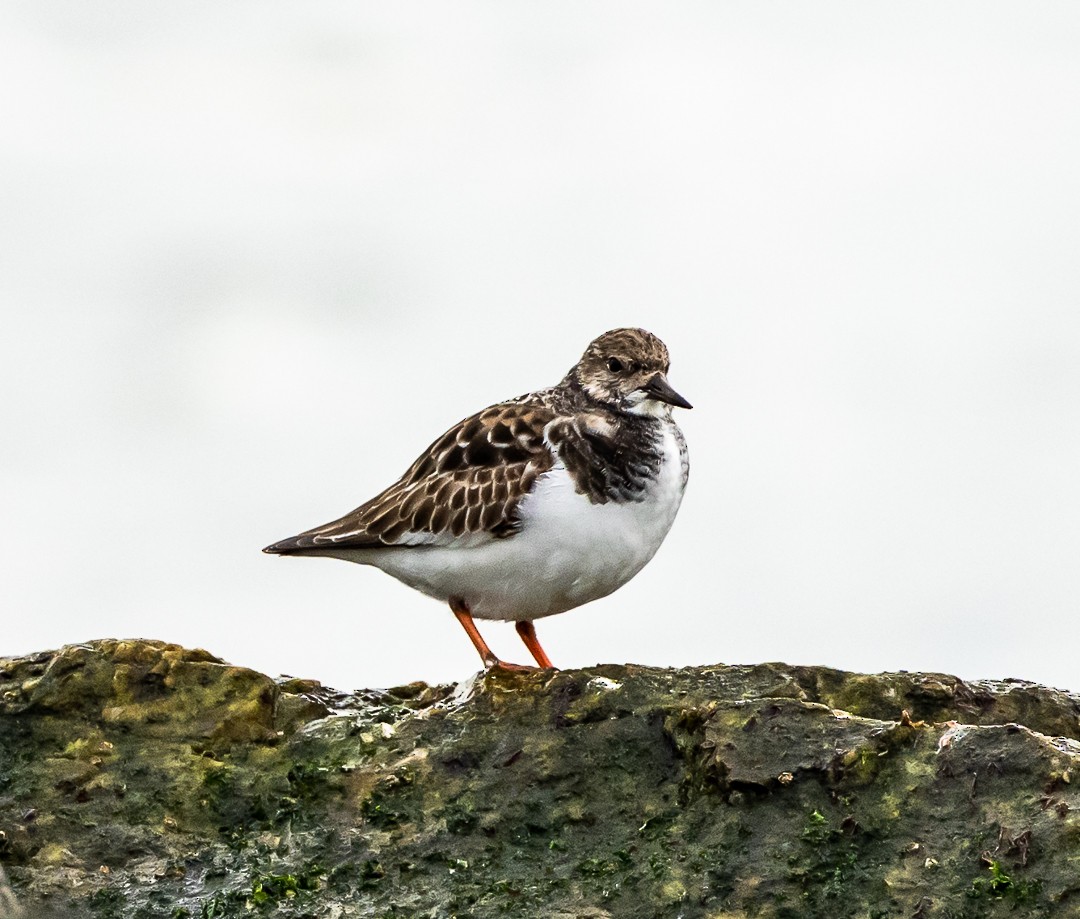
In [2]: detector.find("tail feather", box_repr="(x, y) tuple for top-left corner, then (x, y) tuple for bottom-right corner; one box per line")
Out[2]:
(263, 533), (385, 554)
(263, 537), (306, 555)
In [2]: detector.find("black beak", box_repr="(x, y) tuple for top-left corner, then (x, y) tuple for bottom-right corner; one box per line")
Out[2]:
(641, 373), (693, 409)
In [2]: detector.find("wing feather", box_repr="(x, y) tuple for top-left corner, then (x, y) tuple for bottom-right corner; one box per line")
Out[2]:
(264, 401), (556, 553)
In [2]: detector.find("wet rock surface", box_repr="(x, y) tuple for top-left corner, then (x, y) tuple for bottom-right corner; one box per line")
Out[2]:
(1, 639), (1078, 918)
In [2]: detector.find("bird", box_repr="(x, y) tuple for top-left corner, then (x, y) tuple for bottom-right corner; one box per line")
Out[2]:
(263, 327), (691, 671)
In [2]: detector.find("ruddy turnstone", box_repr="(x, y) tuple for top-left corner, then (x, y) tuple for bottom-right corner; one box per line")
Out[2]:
(264, 328), (691, 670)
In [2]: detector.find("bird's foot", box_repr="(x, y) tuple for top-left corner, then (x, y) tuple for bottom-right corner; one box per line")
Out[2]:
(484, 657), (540, 673)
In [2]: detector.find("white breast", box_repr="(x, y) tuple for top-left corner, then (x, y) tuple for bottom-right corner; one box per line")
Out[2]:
(356, 421), (689, 621)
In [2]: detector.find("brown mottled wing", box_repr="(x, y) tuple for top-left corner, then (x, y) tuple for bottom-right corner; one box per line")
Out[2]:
(265, 401), (556, 552)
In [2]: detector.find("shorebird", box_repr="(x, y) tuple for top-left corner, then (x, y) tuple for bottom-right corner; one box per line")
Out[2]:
(264, 328), (691, 670)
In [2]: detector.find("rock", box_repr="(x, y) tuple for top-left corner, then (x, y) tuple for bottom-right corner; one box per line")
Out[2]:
(0, 640), (1078, 917)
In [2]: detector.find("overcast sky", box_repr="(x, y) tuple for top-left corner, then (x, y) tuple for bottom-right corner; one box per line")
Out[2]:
(2, 2), (1078, 694)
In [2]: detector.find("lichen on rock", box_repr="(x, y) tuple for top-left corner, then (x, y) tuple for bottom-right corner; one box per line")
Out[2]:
(1, 640), (1078, 917)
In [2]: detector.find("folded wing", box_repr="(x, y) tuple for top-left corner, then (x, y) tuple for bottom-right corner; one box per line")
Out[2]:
(264, 401), (556, 553)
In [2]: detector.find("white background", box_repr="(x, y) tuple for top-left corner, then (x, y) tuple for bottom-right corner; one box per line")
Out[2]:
(2, 3), (1078, 693)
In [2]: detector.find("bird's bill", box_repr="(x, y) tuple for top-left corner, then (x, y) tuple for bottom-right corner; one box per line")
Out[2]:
(640, 373), (693, 409)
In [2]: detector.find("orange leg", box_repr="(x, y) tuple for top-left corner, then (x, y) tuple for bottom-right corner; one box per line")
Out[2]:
(515, 620), (555, 669)
(450, 598), (535, 671)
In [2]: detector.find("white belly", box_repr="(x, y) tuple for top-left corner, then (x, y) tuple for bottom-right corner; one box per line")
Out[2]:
(354, 424), (688, 621)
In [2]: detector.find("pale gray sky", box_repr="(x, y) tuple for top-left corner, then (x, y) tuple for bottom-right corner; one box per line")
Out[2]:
(2, 2), (1078, 692)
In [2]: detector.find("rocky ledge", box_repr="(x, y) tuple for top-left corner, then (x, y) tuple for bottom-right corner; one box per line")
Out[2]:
(0, 639), (1078, 918)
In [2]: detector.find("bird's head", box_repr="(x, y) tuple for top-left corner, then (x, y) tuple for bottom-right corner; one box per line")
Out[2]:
(567, 327), (692, 417)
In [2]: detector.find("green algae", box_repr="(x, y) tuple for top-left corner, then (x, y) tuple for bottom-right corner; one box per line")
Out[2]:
(249, 864), (325, 905)
(969, 857), (1042, 904)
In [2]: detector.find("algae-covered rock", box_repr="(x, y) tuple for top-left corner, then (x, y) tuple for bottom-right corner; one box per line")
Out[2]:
(1, 640), (1078, 918)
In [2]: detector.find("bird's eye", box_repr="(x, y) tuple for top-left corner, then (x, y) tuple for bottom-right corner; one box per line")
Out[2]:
(606, 357), (624, 373)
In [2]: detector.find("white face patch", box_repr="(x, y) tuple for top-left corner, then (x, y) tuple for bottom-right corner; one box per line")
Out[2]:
(625, 392), (674, 419)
